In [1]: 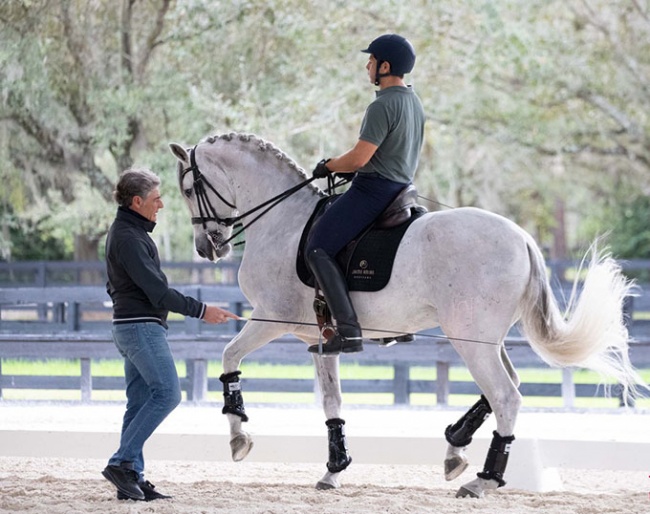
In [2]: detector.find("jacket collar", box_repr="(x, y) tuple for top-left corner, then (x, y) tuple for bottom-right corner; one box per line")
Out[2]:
(116, 206), (157, 233)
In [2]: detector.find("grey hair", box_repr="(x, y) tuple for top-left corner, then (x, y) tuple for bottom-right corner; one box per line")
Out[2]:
(113, 168), (161, 207)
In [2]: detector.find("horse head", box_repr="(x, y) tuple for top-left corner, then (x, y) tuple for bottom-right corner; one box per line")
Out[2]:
(169, 142), (236, 261)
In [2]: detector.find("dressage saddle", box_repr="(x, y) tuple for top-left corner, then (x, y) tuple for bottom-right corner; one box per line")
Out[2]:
(296, 184), (427, 291)
(296, 185), (427, 345)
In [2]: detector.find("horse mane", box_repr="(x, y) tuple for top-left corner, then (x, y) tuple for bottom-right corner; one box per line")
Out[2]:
(204, 132), (318, 187)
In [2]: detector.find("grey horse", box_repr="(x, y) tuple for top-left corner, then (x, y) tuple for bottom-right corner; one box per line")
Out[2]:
(170, 133), (643, 498)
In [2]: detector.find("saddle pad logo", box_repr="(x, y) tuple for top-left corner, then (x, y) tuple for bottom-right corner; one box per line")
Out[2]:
(351, 260), (374, 279)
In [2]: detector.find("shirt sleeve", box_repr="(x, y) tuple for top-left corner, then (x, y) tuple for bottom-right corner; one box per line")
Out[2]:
(359, 101), (390, 147)
(117, 238), (205, 318)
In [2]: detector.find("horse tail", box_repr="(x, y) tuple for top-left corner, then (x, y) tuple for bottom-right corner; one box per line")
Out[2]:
(519, 238), (646, 401)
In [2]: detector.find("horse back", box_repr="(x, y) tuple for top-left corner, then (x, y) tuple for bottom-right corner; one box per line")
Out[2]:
(391, 207), (533, 298)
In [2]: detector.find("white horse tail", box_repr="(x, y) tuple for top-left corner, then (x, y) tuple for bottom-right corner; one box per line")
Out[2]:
(518, 238), (646, 400)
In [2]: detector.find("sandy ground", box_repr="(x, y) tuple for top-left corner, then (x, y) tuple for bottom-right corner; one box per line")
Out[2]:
(1, 403), (649, 513)
(0, 457), (648, 514)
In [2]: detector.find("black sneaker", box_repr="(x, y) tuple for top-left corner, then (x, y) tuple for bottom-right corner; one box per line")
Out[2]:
(117, 480), (172, 501)
(102, 463), (145, 501)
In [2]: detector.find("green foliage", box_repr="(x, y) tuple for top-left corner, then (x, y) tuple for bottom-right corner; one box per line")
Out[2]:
(5, 218), (70, 261)
(602, 195), (650, 259)
(1, 0), (649, 260)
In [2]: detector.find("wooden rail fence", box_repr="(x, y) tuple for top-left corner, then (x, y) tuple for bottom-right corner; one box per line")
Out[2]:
(1, 333), (649, 407)
(1, 271), (650, 407)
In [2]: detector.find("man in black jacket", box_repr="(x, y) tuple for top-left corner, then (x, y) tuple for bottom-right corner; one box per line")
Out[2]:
(102, 168), (239, 501)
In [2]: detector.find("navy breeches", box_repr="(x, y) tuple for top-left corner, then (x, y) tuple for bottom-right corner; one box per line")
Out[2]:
(306, 172), (407, 257)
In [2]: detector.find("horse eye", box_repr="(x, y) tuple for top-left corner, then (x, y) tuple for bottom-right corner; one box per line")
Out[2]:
(184, 188), (192, 198)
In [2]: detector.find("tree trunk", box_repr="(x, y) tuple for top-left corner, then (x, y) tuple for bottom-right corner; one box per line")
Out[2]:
(74, 234), (103, 285)
(551, 198), (567, 260)
(551, 197), (568, 284)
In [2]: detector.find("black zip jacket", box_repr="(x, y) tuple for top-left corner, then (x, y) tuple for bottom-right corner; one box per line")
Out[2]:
(105, 207), (205, 328)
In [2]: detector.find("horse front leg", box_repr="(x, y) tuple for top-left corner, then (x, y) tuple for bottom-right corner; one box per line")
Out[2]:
(312, 353), (351, 490)
(220, 371), (252, 461)
(221, 320), (285, 462)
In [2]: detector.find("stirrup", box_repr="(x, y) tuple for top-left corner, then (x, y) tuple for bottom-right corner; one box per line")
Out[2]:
(373, 334), (415, 347)
(308, 334), (363, 355)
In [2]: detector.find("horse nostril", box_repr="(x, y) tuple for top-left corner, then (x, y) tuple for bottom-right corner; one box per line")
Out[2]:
(197, 250), (207, 258)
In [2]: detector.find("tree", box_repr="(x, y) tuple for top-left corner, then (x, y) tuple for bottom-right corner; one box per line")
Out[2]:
(1, 0), (648, 262)
(0, 0), (173, 260)
(400, 0), (650, 256)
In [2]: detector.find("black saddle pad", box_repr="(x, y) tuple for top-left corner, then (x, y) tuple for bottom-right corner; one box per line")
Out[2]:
(296, 197), (424, 292)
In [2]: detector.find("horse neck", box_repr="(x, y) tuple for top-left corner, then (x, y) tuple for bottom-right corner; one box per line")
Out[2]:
(205, 138), (321, 235)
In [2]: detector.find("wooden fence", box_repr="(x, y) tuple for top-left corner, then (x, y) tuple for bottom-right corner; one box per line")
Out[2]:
(0, 333), (650, 407)
(1, 281), (650, 407)
(2, 332), (649, 407)
(0, 260), (242, 287)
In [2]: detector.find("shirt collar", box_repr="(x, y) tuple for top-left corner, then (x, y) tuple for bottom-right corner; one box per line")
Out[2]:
(376, 85), (412, 97)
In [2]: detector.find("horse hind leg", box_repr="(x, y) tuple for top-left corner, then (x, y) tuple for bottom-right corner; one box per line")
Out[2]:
(444, 395), (492, 481)
(444, 346), (519, 482)
(312, 353), (352, 490)
(500, 345), (521, 387)
(443, 338), (522, 498)
(456, 430), (516, 498)
(457, 381), (521, 497)
(457, 348), (520, 498)
(453, 345), (521, 496)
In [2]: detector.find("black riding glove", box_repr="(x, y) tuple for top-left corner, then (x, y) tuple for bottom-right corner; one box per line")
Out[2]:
(312, 159), (331, 179)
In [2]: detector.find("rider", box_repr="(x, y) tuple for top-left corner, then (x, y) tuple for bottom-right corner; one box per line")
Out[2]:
(305, 34), (426, 355)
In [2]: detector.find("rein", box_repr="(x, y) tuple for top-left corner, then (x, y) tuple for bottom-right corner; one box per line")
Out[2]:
(182, 145), (321, 250)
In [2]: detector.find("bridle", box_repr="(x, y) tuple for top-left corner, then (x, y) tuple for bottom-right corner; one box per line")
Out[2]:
(180, 145), (319, 249)
(181, 146), (240, 229)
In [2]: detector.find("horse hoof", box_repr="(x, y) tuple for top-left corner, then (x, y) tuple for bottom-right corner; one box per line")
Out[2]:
(230, 433), (253, 461)
(455, 485), (482, 499)
(444, 456), (469, 481)
(315, 481), (337, 490)
(315, 471), (340, 490)
(456, 477), (496, 499)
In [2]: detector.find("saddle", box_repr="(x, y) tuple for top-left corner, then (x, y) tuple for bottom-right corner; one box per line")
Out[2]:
(296, 184), (426, 290)
(374, 184), (422, 229)
(296, 185), (427, 344)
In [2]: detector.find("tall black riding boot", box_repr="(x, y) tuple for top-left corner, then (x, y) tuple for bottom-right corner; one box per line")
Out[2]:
(306, 248), (363, 355)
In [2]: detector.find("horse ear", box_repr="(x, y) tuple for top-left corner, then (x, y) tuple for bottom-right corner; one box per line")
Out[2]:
(169, 143), (189, 162)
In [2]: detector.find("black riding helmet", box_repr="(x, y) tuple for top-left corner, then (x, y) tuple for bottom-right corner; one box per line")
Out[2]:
(361, 34), (416, 86)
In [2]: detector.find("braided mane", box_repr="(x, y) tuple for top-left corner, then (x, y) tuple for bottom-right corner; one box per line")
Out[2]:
(204, 133), (313, 183)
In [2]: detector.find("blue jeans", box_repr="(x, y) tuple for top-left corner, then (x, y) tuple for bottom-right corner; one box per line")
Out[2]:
(306, 172), (407, 257)
(108, 322), (182, 475)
